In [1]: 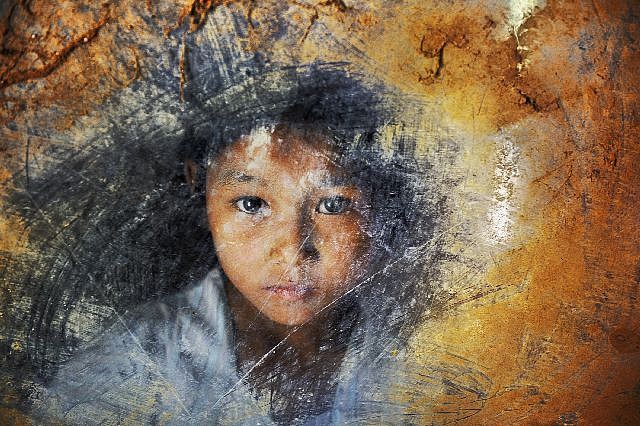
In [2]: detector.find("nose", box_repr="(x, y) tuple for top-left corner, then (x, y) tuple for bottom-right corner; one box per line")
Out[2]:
(268, 208), (319, 267)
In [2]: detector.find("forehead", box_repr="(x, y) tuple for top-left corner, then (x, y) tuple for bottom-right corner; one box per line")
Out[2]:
(211, 126), (343, 180)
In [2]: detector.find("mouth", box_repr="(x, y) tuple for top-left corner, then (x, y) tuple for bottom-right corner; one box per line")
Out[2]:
(263, 283), (316, 301)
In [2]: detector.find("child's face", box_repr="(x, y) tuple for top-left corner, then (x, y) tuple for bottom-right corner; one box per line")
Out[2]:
(206, 126), (371, 325)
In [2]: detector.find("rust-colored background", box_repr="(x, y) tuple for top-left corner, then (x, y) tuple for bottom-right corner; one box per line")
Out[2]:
(1, 0), (639, 424)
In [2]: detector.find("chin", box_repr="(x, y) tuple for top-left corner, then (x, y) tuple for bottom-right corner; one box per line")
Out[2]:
(266, 309), (315, 326)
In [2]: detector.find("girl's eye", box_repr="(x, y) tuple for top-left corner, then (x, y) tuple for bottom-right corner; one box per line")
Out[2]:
(317, 196), (351, 215)
(234, 196), (267, 214)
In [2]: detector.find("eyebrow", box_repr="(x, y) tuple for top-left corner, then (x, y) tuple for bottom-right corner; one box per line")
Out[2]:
(215, 170), (268, 187)
(214, 170), (360, 189)
(319, 174), (359, 188)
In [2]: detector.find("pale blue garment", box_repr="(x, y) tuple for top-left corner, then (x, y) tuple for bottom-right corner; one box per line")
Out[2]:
(31, 270), (414, 425)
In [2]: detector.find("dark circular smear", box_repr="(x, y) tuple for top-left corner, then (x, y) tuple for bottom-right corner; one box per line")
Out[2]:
(0, 8), (449, 420)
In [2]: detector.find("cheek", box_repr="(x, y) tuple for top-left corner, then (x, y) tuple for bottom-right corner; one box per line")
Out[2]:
(208, 209), (270, 283)
(314, 216), (370, 272)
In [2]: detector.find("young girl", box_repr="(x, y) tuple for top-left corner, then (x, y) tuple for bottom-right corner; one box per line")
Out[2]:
(33, 66), (436, 424)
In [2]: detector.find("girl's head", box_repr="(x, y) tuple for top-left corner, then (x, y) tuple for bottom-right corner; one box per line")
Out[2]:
(206, 123), (373, 325)
(185, 65), (436, 331)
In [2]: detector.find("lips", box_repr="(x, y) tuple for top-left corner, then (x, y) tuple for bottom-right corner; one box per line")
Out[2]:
(263, 283), (316, 301)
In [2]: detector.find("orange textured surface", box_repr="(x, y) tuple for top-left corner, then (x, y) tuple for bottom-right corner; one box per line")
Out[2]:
(1, 0), (638, 423)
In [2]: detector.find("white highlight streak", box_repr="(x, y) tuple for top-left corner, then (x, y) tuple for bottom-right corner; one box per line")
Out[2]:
(488, 136), (520, 244)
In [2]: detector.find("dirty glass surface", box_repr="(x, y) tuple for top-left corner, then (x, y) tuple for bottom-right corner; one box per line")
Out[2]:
(0, 1), (639, 424)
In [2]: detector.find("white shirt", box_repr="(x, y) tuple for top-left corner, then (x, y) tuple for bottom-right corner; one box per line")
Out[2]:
(33, 269), (415, 425)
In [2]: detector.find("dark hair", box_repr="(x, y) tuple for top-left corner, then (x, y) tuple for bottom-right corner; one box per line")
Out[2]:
(180, 64), (442, 340)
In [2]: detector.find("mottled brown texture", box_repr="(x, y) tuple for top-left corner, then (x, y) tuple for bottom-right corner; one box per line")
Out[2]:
(1, 0), (639, 423)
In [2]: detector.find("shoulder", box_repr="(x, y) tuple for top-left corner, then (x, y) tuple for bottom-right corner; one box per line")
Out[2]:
(32, 270), (236, 424)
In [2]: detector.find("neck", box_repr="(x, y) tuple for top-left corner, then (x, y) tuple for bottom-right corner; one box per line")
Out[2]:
(224, 278), (361, 422)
